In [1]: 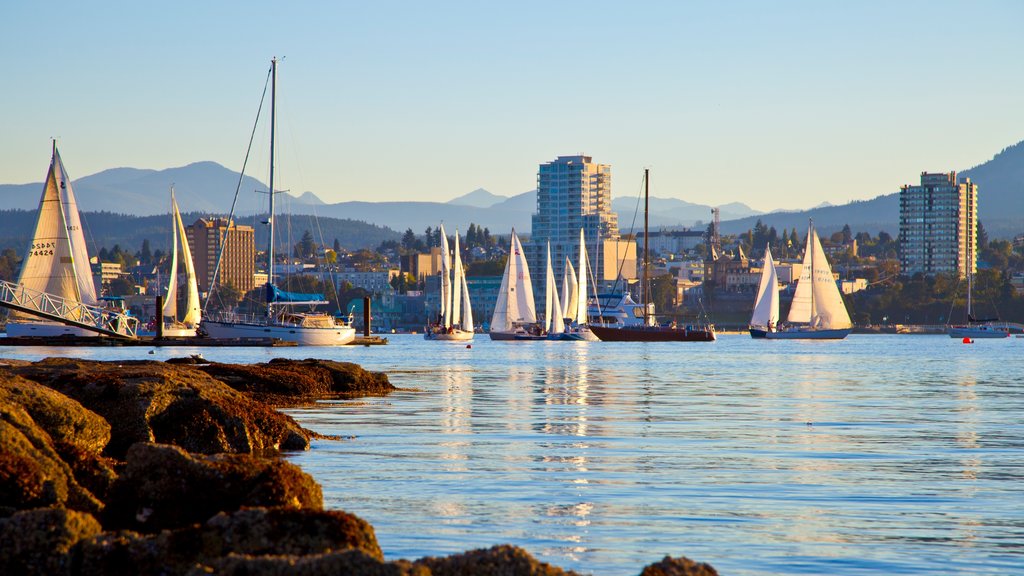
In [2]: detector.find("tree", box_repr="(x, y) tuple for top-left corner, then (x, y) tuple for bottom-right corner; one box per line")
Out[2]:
(0, 248), (20, 281)
(424, 226), (435, 248)
(139, 239), (152, 266)
(333, 238), (341, 253)
(977, 220), (989, 249)
(841, 224), (853, 244)
(295, 230), (316, 260)
(650, 273), (678, 314)
(207, 281), (243, 313)
(402, 228), (417, 250)
(108, 277), (135, 296)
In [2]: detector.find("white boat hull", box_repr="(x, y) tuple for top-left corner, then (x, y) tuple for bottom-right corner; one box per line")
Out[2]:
(161, 325), (198, 338)
(562, 326), (600, 341)
(762, 327), (851, 340)
(201, 320), (355, 346)
(5, 321), (99, 338)
(424, 329), (474, 341)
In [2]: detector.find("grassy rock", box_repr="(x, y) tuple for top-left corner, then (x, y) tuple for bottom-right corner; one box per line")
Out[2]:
(194, 358), (394, 406)
(0, 507), (102, 576)
(11, 358), (312, 457)
(103, 443), (322, 532)
(0, 372), (111, 455)
(638, 555), (720, 576)
(186, 551), (424, 576)
(0, 397), (101, 514)
(414, 545), (582, 576)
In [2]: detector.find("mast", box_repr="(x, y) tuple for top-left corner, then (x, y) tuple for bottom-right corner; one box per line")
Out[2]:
(643, 168), (650, 323)
(266, 57), (278, 318)
(809, 219), (815, 326)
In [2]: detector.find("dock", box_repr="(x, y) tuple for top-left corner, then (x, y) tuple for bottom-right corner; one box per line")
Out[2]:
(0, 335), (297, 347)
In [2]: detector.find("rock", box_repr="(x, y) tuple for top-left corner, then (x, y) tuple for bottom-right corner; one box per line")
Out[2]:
(0, 507), (102, 576)
(0, 396), (102, 514)
(187, 551), (423, 576)
(11, 358), (312, 458)
(414, 544), (583, 576)
(638, 555), (719, 576)
(196, 358), (394, 405)
(103, 443), (322, 532)
(81, 507), (388, 576)
(0, 372), (111, 455)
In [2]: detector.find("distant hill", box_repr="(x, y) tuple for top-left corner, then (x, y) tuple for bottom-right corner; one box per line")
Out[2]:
(0, 209), (400, 254)
(719, 139), (1024, 239)
(447, 188), (508, 208)
(613, 196), (762, 230)
(0, 161), (322, 215)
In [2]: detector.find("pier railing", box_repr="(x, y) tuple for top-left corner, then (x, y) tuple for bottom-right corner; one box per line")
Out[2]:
(0, 279), (138, 339)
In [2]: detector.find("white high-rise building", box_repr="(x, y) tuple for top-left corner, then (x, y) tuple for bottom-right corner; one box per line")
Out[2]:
(527, 155), (636, 292)
(899, 171), (977, 278)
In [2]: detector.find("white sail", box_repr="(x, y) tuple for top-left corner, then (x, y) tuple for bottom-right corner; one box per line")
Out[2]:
(575, 228), (589, 325)
(513, 232), (536, 323)
(562, 257), (578, 321)
(12, 145), (97, 325)
(439, 224), (451, 329)
(809, 228), (852, 329)
(787, 227), (814, 324)
(177, 198), (201, 326)
(546, 244), (565, 334)
(162, 197), (180, 321)
(490, 231), (517, 333)
(750, 245), (779, 329)
(460, 270), (474, 333)
(451, 231), (463, 330)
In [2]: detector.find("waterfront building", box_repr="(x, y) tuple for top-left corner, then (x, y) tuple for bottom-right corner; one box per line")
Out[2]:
(899, 172), (977, 278)
(526, 155), (636, 292)
(187, 218), (255, 294)
(642, 229), (706, 257)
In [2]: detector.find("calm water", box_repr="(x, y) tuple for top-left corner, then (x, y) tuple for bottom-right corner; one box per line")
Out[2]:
(2, 335), (1023, 575)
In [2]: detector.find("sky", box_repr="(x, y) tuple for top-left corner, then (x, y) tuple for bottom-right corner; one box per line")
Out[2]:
(4, 0), (1023, 212)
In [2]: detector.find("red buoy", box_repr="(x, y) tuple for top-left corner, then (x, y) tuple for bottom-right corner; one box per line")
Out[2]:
(466, 344), (472, 349)
(962, 337), (972, 344)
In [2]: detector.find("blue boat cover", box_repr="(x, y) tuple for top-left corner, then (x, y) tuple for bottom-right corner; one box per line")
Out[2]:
(266, 283), (326, 303)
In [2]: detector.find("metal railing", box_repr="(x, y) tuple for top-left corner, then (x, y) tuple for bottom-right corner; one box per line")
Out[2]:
(0, 279), (138, 339)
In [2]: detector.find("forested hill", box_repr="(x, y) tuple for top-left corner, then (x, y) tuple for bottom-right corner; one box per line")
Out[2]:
(0, 210), (401, 254)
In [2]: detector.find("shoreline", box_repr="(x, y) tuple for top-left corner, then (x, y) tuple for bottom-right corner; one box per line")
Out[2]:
(0, 356), (717, 575)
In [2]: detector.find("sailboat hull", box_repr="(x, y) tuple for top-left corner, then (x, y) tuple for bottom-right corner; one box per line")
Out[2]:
(424, 328), (474, 341)
(161, 325), (198, 338)
(762, 327), (851, 340)
(201, 320), (355, 346)
(947, 325), (1009, 339)
(5, 321), (100, 338)
(589, 325), (716, 342)
(562, 326), (600, 341)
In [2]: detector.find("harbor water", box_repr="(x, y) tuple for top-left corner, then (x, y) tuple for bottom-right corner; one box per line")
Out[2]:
(2, 334), (1022, 575)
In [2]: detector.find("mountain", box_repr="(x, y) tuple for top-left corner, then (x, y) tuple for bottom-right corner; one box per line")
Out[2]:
(0, 161), (321, 215)
(447, 188), (508, 208)
(612, 196), (762, 230)
(719, 140), (1024, 239)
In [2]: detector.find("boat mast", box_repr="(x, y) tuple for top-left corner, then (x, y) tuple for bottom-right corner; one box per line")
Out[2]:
(808, 219), (814, 326)
(643, 168), (650, 324)
(266, 57), (277, 319)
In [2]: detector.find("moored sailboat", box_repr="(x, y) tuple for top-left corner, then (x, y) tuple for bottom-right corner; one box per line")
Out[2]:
(947, 269), (1009, 339)
(201, 58), (355, 346)
(588, 169), (715, 342)
(425, 226), (474, 341)
(762, 220), (851, 340)
(160, 188), (201, 338)
(562, 228), (600, 341)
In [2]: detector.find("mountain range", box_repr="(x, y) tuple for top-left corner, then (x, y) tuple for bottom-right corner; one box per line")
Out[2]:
(2, 139), (1023, 243)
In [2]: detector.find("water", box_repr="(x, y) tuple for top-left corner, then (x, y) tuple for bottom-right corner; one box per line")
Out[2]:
(2, 334), (1022, 575)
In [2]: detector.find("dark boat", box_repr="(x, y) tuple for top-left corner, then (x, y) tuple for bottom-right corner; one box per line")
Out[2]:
(589, 168), (715, 343)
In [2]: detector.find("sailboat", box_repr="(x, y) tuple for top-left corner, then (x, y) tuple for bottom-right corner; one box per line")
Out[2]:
(160, 188), (201, 338)
(425, 225), (474, 341)
(489, 229), (538, 340)
(762, 220), (852, 339)
(588, 169), (716, 342)
(201, 58), (355, 346)
(562, 228), (600, 341)
(748, 245), (780, 338)
(544, 243), (566, 340)
(947, 270), (1009, 339)
(6, 143), (101, 338)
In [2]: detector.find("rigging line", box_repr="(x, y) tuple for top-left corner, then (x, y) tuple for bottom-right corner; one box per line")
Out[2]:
(609, 172), (647, 295)
(204, 63), (273, 313)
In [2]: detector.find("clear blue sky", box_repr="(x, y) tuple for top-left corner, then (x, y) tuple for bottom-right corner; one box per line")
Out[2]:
(4, 0), (1023, 212)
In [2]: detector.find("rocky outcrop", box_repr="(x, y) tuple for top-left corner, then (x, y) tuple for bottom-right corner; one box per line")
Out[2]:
(415, 545), (582, 576)
(639, 555), (720, 576)
(193, 358), (394, 406)
(10, 358), (311, 457)
(103, 443), (322, 532)
(0, 507), (102, 576)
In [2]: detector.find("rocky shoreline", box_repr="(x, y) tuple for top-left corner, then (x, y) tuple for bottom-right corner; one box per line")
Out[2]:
(0, 357), (717, 575)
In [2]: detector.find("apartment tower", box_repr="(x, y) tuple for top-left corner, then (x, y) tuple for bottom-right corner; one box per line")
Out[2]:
(187, 218), (256, 294)
(898, 171), (977, 278)
(527, 155), (636, 291)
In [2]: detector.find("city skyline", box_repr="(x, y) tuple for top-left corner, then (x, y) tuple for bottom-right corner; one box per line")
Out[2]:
(5, 1), (1023, 213)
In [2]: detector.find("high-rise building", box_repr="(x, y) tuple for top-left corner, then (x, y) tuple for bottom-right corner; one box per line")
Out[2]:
(527, 155), (636, 291)
(187, 218), (256, 294)
(899, 171), (977, 278)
